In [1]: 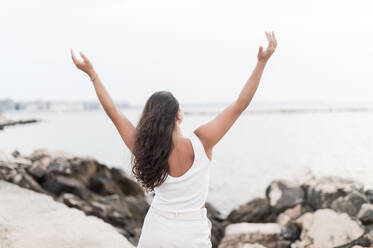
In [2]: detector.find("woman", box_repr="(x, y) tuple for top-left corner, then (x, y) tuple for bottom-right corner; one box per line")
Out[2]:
(71, 31), (277, 248)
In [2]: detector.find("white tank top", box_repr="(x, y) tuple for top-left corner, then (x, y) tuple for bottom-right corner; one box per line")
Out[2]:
(150, 132), (212, 212)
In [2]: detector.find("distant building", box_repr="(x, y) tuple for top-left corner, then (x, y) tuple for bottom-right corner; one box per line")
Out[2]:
(116, 101), (130, 109)
(82, 101), (101, 110)
(48, 102), (84, 112)
(14, 101), (49, 111)
(0, 99), (15, 112)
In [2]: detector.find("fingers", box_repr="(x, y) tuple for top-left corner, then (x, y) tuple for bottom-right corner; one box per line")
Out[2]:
(80, 51), (87, 61)
(258, 46), (263, 54)
(265, 31), (272, 50)
(265, 31), (271, 43)
(257, 45), (263, 56)
(71, 48), (79, 65)
(264, 31), (277, 50)
(272, 31), (277, 48)
(80, 52), (91, 64)
(71, 49), (93, 67)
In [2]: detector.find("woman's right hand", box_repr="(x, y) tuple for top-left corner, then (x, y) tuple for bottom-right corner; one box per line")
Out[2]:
(71, 49), (96, 79)
(257, 31), (277, 62)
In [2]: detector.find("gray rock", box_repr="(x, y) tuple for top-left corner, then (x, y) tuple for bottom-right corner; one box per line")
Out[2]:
(27, 156), (52, 178)
(357, 203), (373, 225)
(110, 167), (145, 197)
(227, 197), (276, 223)
(362, 230), (373, 245)
(45, 157), (73, 175)
(0, 150), (31, 167)
(11, 170), (48, 194)
(276, 204), (305, 226)
(276, 240), (292, 248)
(365, 190), (373, 204)
(331, 191), (368, 217)
(57, 193), (94, 213)
(30, 149), (76, 161)
(218, 223), (281, 248)
(306, 176), (364, 210)
(266, 180), (304, 212)
(281, 221), (300, 242)
(89, 176), (121, 196)
(0, 157), (47, 195)
(42, 175), (90, 199)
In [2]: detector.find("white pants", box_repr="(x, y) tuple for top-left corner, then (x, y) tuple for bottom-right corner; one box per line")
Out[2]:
(137, 205), (212, 248)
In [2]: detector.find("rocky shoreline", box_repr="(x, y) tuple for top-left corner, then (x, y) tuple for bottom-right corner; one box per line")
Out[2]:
(1, 149), (373, 248)
(220, 176), (373, 248)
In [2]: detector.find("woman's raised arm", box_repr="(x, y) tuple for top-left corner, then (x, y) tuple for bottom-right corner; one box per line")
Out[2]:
(194, 31), (277, 160)
(71, 49), (136, 153)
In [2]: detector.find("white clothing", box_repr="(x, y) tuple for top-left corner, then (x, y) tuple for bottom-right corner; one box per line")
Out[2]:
(151, 132), (212, 212)
(137, 205), (212, 248)
(137, 132), (213, 247)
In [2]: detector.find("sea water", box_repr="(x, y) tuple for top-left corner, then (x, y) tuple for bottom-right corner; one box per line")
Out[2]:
(1, 104), (373, 215)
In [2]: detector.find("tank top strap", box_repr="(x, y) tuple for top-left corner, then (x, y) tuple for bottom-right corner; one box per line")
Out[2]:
(190, 132), (210, 165)
(190, 132), (201, 162)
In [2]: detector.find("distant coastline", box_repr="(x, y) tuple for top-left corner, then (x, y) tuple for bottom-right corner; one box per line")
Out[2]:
(184, 106), (373, 116)
(0, 115), (39, 130)
(2, 102), (373, 131)
(2, 97), (373, 114)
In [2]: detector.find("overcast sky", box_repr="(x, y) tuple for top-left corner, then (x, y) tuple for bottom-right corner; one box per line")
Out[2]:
(1, 0), (372, 105)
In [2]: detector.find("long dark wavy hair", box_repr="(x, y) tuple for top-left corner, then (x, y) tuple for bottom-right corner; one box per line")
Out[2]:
(131, 90), (180, 193)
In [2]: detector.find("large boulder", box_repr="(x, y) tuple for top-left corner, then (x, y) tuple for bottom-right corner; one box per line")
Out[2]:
(10, 168), (48, 194)
(27, 156), (52, 179)
(29, 149), (76, 161)
(58, 193), (94, 212)
(331, 191), (368, 217)
(110, 167), (144, 197)
(227, 197), (276, 223)
(360, 231), (373, 246)
(305, 176), (364, 210)
(357, 203), (373, 225)
(218, 223), (281, 248)
(281, 221), (300, 242)
(295, 209), (364, 248)
(266, 180), (305, 213)
(0, 180), (134, 248)
(0, 152), (48, 195)
(42, 175), (91, 199)
(0, 150), (32, 167)
(276, 204), (307, 226)
(365, 190), (373, 204)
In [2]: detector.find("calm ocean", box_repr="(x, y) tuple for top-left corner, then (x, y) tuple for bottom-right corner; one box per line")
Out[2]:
(1, 104), (373, 215)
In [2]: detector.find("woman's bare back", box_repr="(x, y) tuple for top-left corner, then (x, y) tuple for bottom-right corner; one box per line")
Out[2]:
(167, 135), (194, 178)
